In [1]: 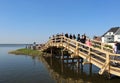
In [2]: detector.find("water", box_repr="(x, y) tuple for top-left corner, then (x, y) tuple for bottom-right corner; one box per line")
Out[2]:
(0, 44), (120, 83)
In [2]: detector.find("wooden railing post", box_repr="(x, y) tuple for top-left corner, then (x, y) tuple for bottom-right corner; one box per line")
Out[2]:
(76, 42), (78, 55)
(88, 47), (90, 56)
(88, 47), (91, 62)
(55, 36), (56, 43)
(106, 52), (110, 72)
(99, 52), (110, 75)
(67, 38), (70, 49)
(106, 52), (112, 79)
(50, 38), (53, 46)
(101, 43), (103, 50)
(64, 36), (68, 49)
(60, 36), (63, 46)
(106, 52), (110, 64)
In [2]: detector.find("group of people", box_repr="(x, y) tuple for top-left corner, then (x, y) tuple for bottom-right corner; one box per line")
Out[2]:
(65, 33), (92, 47)
(65, 33), (77, 40)
(50, 33), (92, 47)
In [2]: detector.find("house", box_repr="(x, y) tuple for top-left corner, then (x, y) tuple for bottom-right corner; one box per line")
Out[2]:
(93, 36), (101, 41)
(102, 27), (120, 43)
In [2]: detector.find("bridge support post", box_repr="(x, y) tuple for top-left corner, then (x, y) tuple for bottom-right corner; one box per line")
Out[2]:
(77, 58), (80, 68)
(89, 63), (92, 75)
(108, 73), (111, 79)
(51, 47), (53, 56)
(50, 55), (53, 66)
(61, 58), (64, 73)
(61, 48), (64, 60)
(72, 58), (74, 63)
(67, 55), (69, 64)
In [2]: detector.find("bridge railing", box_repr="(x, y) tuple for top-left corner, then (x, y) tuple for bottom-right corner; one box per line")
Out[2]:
(91, 39), (113, 53)
(50, 35), (107, 61)
(47, 35), (118, 60)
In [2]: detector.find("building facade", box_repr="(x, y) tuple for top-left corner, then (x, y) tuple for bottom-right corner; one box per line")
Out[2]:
(102, 27), (120, 43)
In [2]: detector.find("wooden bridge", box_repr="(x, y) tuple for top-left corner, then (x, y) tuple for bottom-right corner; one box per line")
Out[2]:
(40, 34), (120, 78)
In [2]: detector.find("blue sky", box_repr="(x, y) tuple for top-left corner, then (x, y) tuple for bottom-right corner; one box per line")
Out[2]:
(0, 0), (120, 44)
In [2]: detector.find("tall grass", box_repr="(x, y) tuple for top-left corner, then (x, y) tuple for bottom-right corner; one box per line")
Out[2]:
(9, 48), (43, 56)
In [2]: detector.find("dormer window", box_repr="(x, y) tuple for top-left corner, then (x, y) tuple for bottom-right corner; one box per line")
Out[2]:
(106, 32), (113, 35)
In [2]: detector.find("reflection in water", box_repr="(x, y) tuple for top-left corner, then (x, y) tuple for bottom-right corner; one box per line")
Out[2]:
(0, 45), (56, 83)
(38, 55), (120, 83)
(1, 45), (120, 83)
(31, 56), (37, 66)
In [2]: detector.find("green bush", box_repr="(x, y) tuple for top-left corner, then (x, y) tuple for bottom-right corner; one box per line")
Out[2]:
(104, 44), (113, 49)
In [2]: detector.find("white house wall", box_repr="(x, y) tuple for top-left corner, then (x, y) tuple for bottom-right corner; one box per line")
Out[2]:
(114, 35), (120, 42)
(102, 37), (105, 43)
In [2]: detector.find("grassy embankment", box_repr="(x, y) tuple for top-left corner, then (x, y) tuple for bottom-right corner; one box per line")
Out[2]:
(9, 48), (45, 56)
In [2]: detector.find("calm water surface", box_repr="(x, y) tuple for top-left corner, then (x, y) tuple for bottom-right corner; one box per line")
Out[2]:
(0, 44), (120, 83)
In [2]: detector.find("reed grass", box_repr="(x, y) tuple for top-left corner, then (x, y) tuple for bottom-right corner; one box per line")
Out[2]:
(9, 48), (43, 56)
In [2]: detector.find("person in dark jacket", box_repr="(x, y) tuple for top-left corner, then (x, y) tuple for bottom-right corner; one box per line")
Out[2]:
(116, 42), (120, 54)
(77, 34), (80, 42)
(69, 34), (72, 39)
(80, 35), (86, 44)
(65, 33), (68, 38)
(73, 34), (76, 40)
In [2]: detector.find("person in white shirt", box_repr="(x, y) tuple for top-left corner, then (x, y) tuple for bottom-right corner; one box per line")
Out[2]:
(113, 43), (117, 54)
